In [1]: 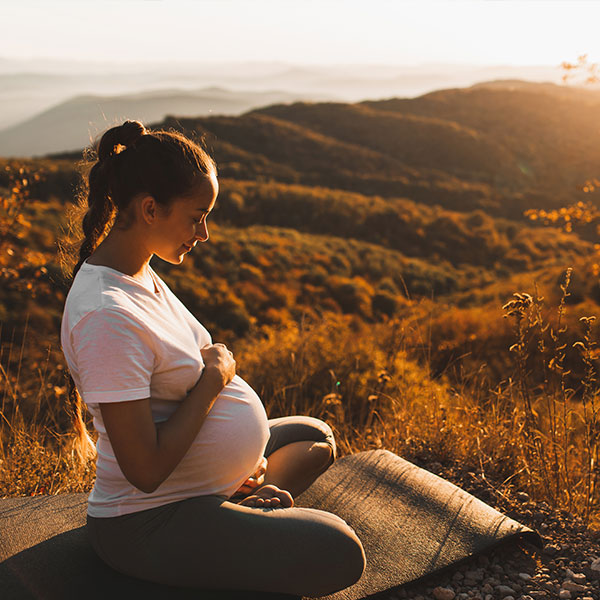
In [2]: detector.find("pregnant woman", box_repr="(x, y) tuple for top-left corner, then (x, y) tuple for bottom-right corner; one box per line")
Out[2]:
(60, 120), (365, 597)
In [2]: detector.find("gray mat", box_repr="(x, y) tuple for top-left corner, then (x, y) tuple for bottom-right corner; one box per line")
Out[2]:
(0, 450), (541, 599)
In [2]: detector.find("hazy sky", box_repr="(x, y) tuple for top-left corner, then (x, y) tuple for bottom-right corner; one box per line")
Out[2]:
(1, 0), (600, 67)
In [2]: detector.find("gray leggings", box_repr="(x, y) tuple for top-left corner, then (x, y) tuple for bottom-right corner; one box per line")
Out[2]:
(87, 416), (366, 597)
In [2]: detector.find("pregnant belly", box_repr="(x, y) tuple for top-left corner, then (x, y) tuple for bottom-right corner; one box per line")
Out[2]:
(167, 374), (270, 495)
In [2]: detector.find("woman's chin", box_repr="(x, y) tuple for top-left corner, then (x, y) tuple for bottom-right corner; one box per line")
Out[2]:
(155, 252), (186, 265)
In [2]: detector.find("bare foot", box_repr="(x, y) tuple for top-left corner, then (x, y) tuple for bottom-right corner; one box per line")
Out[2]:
(235, 484), (294, 509)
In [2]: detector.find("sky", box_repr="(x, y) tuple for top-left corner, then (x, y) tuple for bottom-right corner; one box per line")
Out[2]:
(1, 0), (600, 67)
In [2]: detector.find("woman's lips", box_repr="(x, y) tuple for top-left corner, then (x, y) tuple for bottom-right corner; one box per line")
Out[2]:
(182, 244), (193, 252)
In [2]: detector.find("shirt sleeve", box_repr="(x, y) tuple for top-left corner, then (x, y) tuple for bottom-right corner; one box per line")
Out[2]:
(71, 308), (156, 404)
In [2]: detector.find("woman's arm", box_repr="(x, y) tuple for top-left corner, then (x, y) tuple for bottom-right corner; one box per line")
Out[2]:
(99, 344), (235, 493)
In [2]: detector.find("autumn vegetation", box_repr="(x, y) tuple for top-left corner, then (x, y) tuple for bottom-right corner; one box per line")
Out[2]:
(1, 80), (599, 529)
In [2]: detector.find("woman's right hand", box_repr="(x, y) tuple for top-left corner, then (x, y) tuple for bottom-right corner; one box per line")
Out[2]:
(200, 343), (236, 388)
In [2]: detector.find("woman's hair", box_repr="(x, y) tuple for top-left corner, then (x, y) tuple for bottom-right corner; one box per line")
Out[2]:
(72, 119), (217, 278)
(67, 120), (217, 463)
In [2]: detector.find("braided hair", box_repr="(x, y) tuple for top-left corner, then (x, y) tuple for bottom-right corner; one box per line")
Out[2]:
(68, 120), (216, 462)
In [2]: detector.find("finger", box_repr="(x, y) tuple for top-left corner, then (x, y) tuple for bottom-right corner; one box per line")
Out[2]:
(257, 457), (268, 474)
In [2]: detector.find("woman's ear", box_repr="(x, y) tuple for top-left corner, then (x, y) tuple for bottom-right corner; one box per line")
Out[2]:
(139, 195), (159, 224)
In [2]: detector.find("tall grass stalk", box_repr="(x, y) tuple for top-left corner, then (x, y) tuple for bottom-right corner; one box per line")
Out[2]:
(503, 268), (599, 526)
(0, 326), (95, 497)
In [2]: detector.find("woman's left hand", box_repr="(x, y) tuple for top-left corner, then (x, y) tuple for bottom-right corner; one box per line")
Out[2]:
(233, 456), (268, 497)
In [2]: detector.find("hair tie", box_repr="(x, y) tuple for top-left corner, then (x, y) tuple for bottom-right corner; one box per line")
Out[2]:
(111, 143), (127, 156)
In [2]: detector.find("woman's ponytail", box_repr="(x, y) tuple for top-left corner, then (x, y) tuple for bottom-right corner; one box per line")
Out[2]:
(72, 121), (146, 279)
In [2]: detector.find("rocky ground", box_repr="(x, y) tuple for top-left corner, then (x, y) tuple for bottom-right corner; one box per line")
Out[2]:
(382, 461), (600, 600)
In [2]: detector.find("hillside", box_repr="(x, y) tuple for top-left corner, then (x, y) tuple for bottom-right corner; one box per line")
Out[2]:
(363, 84), (600, 191)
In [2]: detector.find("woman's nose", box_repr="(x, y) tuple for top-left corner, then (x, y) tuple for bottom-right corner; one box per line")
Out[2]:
(194, 222), (209, 242)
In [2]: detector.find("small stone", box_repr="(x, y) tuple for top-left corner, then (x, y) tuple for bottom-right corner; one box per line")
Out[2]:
(558, 591), (571, 600)
(504, 597), (515, 600)
(582, 597), (594, 600)
(516, 491), (530, 502)
(542, 581), (558, 592)
(562, 581), (586, 593)
(492, 564), (505, 574)
(453, 572), (464, 581)
(520, 596), (534, 600)
(465, 569), (485, 581)
(533, 512), (545, 522)
(482, 583), (493, 593)
(463, 579), (477, 587)
(457, 594), (469, 600)
(518, 573), (532, 581)
(543, 543), (561, 556)
(571, 572), (586, 584)
(496, 585), (516, 598)
(529, 592), (548, 598)
(433, 587), (456, 600)
(484, 595), (493, 600)
(590, 557), (600, 571)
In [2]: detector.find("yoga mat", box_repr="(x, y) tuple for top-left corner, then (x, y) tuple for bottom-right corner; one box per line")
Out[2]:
(295, 449), (541, 600)
(0, 450), (540, 599)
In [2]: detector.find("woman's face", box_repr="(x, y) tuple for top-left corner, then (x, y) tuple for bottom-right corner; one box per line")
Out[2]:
(152, 172), (219, 264)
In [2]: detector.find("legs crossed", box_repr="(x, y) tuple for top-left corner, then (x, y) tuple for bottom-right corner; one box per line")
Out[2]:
(88, 495), (365, 597)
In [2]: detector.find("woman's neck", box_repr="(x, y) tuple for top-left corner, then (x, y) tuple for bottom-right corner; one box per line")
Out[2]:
(86, 228), (152, 280)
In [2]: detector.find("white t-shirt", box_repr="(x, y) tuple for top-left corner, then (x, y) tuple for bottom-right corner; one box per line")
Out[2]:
(60, 260), (270, 518)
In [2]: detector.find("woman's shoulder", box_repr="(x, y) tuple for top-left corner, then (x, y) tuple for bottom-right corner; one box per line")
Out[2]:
(64, 264), (150, 332)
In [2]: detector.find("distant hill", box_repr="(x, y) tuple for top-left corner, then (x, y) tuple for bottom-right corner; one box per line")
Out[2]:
(0, 87), (320, 157)
(148, 81), (600, 219)
(249, 102), (523, 184)
(361, 83), (600, 191)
